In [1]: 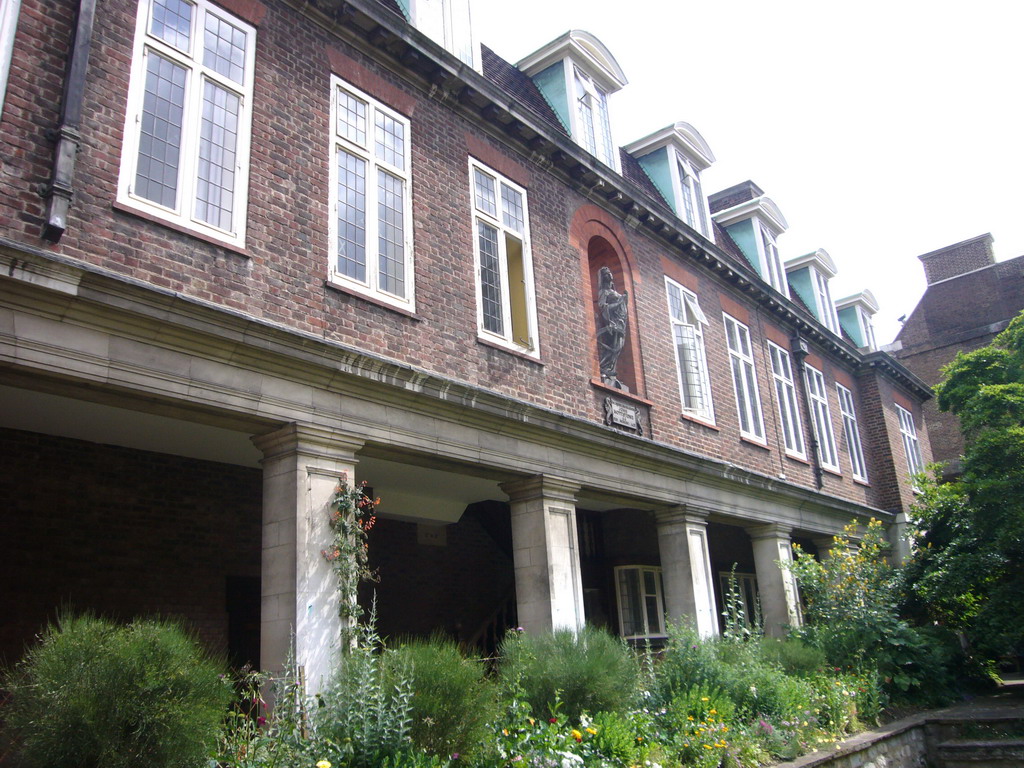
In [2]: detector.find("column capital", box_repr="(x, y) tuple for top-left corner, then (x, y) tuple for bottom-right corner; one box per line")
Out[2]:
(500, 475), (580, 504)
(251, 422), (365, 463)
(654, 504), (709, 527)
(746, 522), (793, 542)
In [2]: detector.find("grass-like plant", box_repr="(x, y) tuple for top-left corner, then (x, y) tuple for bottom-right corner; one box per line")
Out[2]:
(316, 617), (414, 768)
(385, 636), (496, 759)
(2, 613), (230, 768)
(498, 625), (639, 723)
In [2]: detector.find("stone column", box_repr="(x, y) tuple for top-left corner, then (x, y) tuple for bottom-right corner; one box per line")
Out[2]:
(747, 523), (802, 637)
(251, 423), (364, 695)
(655, 507), (718, 638)
(501, 476), (584, 633)
(812, 534), (840, 560)
(889, 513), (913, 564)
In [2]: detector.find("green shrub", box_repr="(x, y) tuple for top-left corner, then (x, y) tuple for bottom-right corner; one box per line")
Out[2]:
(729, 662), (816, 723)
(2, 613), (230, 768)
(756, 638), (826, 677)
(651, 623), (727, 706)
(385, 636), (496, 759)
(499, 625), (639, 722)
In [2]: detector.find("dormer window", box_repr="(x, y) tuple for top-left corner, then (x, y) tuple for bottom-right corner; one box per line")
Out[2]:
(574, 67), (615, 166)
(624, 123), (715, 238)
(760, 227), (787, 297)
(813, 269), (840, 334)
(836, 291), (880, 351)
(518, 30), (626, 170)
(784, 249), (841, 336)
(675, 154), (710, 237)
(709, 184), (789, 296)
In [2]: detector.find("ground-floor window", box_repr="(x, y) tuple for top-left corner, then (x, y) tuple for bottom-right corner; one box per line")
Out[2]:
(615, 565), (667, 640)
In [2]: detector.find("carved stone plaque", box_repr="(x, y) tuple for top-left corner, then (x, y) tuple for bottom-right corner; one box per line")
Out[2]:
(603, 396), (644, 437)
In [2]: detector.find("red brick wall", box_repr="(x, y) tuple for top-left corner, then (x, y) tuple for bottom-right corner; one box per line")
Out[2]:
(0, 428), (262, 665)
(919, 235), (994, 285)
(856, 373), (931, 512)
(0, 0), (915, 512)
(364, 512), (515, 644)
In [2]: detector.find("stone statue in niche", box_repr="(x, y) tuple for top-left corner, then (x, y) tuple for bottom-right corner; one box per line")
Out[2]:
(596, 266), (629, 392)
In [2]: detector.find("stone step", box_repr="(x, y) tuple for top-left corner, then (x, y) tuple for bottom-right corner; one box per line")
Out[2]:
(935, 738), (1024, 768)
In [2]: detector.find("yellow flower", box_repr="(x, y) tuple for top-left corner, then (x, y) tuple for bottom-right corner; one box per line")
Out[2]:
(527, 718), (535, 726)
(502, 729), (509, 736)
(316, 761), (332, 768)
(571, 729), (583, 742)
(586, 728), (598, 735)
(687, 716), (694, 721)
(709, 709), (717, 714)
(703, 744), (713, 750)
(701, 697), (709, 702)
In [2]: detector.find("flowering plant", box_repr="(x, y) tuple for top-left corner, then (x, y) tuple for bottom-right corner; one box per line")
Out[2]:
(321, 475), (380, 645)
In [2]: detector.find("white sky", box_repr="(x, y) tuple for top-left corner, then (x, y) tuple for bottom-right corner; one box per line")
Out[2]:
(471, 0), (1024, 344)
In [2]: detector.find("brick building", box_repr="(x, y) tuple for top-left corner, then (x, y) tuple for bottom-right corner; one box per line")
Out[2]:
(890, 234), (1024, 476)
(0, 0), (931, 690)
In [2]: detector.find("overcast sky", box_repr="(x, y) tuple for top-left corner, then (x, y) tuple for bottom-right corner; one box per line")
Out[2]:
(471, 0), (1023, 344)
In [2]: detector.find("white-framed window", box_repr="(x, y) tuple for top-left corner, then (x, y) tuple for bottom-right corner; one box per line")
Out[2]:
(0, 0), (22, 119)
(723, 314), (765, 442)
(615, 565), (666, 640)
(896, 404), (925, 479)
(665, 278), (713, 422)
(674, 153), (709, 237)
(760, 226), (789, 297)
(805, 364), (840, 472)
(836, 384), (868, 482)
(117, 0), (255, 246)
(328, 77), (414, 309)
(469, 158), (538, 355)
(860, 310), (878, 352)
(573, 66), (615, 168)
(813, 269), (841, 335)
(767, 342), (805, 458)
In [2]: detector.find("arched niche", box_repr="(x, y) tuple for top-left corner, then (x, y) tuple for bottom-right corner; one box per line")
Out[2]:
(588, 235), (638, 393)
(569, 204), (645, 399)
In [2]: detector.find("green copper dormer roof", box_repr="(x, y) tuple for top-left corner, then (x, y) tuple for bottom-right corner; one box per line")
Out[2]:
(836, 290), (880, 349)
(623, 123), (715, 221)
(709, 189), (788, 272)
(785, 249), (841, 333)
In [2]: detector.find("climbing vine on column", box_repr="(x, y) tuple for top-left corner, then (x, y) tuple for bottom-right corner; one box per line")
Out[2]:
(321, 475), (379, 649)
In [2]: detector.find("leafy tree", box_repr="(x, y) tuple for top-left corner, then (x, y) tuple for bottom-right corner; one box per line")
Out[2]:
(906, 310), (1024, 661)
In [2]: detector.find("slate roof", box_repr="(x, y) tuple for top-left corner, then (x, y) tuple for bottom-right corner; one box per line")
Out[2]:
(619, 149), (671, 212)
(480, 45), (568, 137)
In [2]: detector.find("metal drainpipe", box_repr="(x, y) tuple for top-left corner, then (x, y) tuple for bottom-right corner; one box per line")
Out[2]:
(41, 0), (97, 242)
(790, 334), (824, 490)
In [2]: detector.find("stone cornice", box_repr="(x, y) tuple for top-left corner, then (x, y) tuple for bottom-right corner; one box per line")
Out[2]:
(0, 237), (893, 527)
(858, 351), (932, 400)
